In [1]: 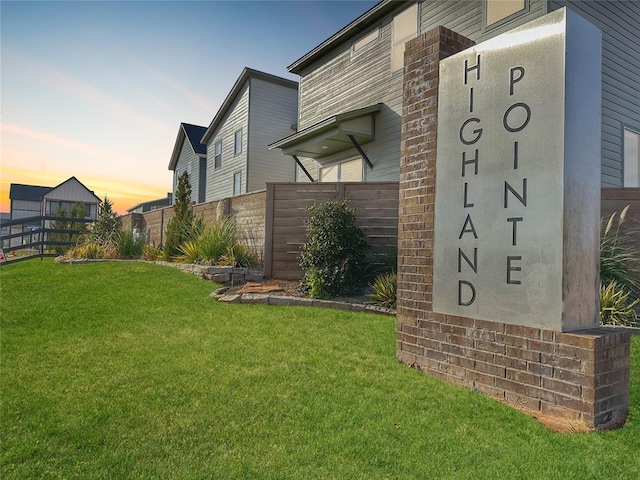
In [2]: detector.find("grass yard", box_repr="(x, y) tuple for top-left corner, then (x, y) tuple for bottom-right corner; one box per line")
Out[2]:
(1, 260), (639, 479)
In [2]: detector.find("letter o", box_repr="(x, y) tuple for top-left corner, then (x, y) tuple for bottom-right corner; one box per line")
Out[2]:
(503, 102), (531, 133)
(459, 118), (483, 145)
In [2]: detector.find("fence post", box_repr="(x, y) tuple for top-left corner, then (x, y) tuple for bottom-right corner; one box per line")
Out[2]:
(264, 183), (275, 278)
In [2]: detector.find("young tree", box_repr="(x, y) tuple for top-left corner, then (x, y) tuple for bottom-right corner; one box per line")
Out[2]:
(49, 202), (88, 254)
(91, 196), (122, 243)
(163, 171), (199, 260)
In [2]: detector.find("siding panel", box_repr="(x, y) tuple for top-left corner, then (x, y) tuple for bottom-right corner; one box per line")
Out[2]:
(247, 78), (298, 192)
(173, 139), (200, 204)
(205, 84), (250, 201)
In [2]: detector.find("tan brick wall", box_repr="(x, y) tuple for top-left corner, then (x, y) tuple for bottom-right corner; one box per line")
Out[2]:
(397, 26), (630, 430)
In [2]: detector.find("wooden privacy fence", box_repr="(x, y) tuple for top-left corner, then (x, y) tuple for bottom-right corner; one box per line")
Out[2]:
(264, 182), (399, 280)
(120, 185), (635, 281)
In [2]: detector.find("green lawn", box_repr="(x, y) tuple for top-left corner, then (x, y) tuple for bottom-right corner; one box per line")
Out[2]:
(1, 260), (639, 479)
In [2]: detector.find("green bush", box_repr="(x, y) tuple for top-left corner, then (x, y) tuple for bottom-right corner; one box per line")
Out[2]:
(368, 272), (397, 309)
(299, 200), (369, 299)
(116, 230), (144, 259)
(90, 196), (122, 244)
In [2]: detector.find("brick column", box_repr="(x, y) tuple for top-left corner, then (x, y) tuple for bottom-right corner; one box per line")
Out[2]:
(397, 26), (630, 430)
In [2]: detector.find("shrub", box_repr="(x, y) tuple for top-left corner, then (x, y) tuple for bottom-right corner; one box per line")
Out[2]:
(299, 200), (369, 299)
(219, 243), (259, 268)
(600, 205), (640, 298)
(90, 196), (122, 244)
(116, 230), (144, 259)
(368, 272), (397, 309)
(163, 171), (197, 260)
(600, 280), (639, 327)
(142, 244), (162, 261)
(193, 217), (238, 264)
(599, 205), (639, 327)
(178, 239), (200, 264)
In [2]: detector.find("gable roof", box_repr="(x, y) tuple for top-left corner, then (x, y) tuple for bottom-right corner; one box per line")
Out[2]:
(201, 67), (298, 144)
(168, 123), (207, 170)
(9, 183), (53, 202)
(44, 176), (102, 203)
(288, 0), (413, 74)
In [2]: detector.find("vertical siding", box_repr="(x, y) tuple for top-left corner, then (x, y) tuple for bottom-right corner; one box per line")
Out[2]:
(205, 84), (250, 201)
(247, 78), (298, 192)
(173, 138), (200, 203)
(44, 178), (99, 218)
(10, 200), (41, 219)
(549, 0), (640, 186)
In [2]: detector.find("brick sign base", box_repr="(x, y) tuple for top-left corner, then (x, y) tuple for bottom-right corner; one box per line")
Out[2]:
(397, 26), (630, 430)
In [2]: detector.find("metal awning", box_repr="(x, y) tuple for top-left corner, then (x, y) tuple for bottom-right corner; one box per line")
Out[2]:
(268, 104), (381, 159)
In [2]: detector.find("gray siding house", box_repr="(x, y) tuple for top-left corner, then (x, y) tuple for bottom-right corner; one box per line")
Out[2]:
(8, 177), (101, 247)
(201, 68), (298, 201)
(168, 123), (208, 204)
(270, 0), (639, 189)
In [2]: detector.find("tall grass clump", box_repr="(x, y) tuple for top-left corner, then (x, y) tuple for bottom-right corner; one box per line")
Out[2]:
(368, 271), (397, 309)
(600, 205), (640, 327)
(177, 217), (259, 267)
(116, 230), (144, 259)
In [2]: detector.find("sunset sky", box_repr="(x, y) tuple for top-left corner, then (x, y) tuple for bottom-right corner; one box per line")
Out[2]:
(1, 0), (378, 214)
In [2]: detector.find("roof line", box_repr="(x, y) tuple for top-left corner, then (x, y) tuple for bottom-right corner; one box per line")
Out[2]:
(288, 0), (413, 74)
(201, 67), (298, 144)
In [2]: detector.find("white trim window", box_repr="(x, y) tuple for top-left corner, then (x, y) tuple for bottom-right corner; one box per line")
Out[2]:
(319, 158), (364, 182)
(624, 127), (640, 187)
(233, 171), (242, 195)
(214, 139), (222, 169)
(234, 129), (243, 155)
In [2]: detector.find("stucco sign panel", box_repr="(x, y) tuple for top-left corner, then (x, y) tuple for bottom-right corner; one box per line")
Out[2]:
(433, 9), (601, 331)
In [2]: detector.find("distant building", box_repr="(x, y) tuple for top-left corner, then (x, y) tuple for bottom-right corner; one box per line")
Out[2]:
(8, 176), (101, 247)
(127, 193), (173, 214)
(0, 213), (10, 248)
(168, 123), (208, 204)
(199, 68), (299, 201)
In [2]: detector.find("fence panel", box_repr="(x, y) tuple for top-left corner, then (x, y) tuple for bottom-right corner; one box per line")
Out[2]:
(265, 182), (399, 280)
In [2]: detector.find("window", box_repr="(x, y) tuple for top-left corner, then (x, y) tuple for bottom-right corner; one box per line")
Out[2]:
(391, 3), (418, 72)
(234, 129), (243, 155)
(49, 201), (90, 217)
(485, 0), (526, 27)
(353, 28), (379, 52)
(214, 140), (222, 169)
(624, 127), (640, 187)
(319, 158), (364, 182)
(233, 171), (242, 195)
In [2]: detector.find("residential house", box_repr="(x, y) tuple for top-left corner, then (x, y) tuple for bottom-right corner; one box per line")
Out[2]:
(0, 213), (10, 249)
(270, 0), (639, 189)
(127, 194), (173, 214)
(168, 123), (207, 204)
(8, 176), (101, 247)
(201, 68), (298, 201)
